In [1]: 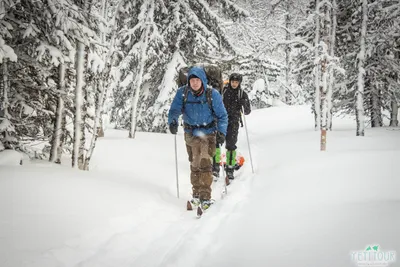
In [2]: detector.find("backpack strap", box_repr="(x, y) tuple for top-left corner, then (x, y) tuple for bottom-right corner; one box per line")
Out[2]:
(182, 85), (190, 112)
(182, 85), (215, 115)
(221, 87), (227, 97)
(206, 85), (214, 115)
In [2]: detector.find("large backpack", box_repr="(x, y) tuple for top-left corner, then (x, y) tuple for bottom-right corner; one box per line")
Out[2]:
(177, 63), (224, 91)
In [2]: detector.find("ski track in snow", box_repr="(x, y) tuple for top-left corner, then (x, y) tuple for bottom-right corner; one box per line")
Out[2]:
(28, 201), (179, 267)
(132, 169), (255, 267)
(40, 173), (251, 267)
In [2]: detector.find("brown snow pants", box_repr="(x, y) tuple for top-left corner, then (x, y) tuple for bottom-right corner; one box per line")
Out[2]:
(184, 132), (216, 200)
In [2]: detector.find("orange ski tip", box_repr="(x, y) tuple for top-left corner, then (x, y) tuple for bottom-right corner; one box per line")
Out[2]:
(238, 155), (245, 165)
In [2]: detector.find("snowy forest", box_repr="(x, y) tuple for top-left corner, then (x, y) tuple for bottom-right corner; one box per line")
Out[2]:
(0, 0), (399, 170)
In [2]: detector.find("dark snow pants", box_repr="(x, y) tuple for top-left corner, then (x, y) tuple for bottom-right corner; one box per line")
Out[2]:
(225, 120), (240, 150)
(185, 132), (216, 200)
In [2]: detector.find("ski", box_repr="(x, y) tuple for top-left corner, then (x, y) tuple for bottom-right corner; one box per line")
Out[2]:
(187, 201), (204, 218)
(187, 198), (201, 211)
(196, 204), (209, 218)
(187, 200), (193, 211)
(196, 206), (203, 218)
(196, 200), (215, 218)
(225, 175), (230, 186)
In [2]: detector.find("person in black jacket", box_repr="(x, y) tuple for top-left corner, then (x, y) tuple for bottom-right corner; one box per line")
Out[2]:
(213, 73), (251, 180)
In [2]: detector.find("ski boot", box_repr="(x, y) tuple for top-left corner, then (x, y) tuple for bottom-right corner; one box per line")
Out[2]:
(212, 162), (220, 179)
(190, 197), (201, 206)
(200, 199), (215, 210)
(226, 165), (235, 180)
(196, 199), (215, 217)
(234, 163), (241, 171)
(187, 194), (201, 210)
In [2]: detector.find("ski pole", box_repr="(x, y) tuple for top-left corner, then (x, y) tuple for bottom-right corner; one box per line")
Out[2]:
(242, 110), (254, 174)
(174, 134), (180, 198)
(220, 143), (228, 195)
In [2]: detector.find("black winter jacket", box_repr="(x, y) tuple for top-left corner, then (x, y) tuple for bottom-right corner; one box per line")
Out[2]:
(221, 85), (251, 122)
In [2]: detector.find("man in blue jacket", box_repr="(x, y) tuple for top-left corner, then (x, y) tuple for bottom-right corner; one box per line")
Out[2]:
(168, 66), (228, 208)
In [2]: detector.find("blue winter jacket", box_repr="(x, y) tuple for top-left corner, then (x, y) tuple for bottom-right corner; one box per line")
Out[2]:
(168, 67), (228, 136)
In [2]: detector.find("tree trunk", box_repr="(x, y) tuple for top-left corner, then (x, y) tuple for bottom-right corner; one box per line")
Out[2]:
(314, 0), (321, 130)
(73, 41), (86, 169)
(97, 117), (105, 137)
(321, 5), (330, 132)
(327, 0), (337, 130)
(370, 89), (382, 127)
(1, 61), (7, 147)
(389, 99), (398, 127)
(72, 0), (91, 169)
(129, 31), (149, 139)
(97, 0), (108, 139)
(83, 80), (104, 170)
(50, 63), (66, 164)
(0, 62), (3, 150)
(356, 0), (368, 136)
(284, 1), (292, 104)
(57, 110), (67, 162)
(0, 59), (14, 149)
(129, 1), (153, 139)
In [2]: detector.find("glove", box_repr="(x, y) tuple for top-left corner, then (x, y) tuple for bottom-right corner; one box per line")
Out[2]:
(169, 120), (178, 134)
(241, 98), (251, 115)
(216, 131), (225, 145)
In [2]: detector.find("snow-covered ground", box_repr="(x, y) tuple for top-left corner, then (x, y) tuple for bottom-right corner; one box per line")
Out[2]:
(1, 105), (399, 267)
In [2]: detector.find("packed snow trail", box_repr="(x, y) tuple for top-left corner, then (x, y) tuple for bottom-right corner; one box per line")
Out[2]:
(131, 169), (253, 267)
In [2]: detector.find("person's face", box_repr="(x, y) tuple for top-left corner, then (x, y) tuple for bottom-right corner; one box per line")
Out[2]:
(230, 80), (240, 89)
(190, 77), (202, 91)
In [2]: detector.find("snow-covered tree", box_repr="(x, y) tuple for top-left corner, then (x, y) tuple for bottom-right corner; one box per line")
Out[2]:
(223, 0), (309, 106)
(0, 0), (114, 169)
(292, 0), (348, 132)
(327, 0), (338, 130)
(320, 1), (341, 132)
(265, 0), (310, 104)
(110, 0), (248, 135)
(224, 55), (283, 106)
(49, 64), (67, 164)
(314, 0), (321, 130)
(364, 0), (400, 128)
(0, 59), (16, 149)
(83, 0), (122, 169)
(333, 0), (399, 131)
(1, 0), (68, 157)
